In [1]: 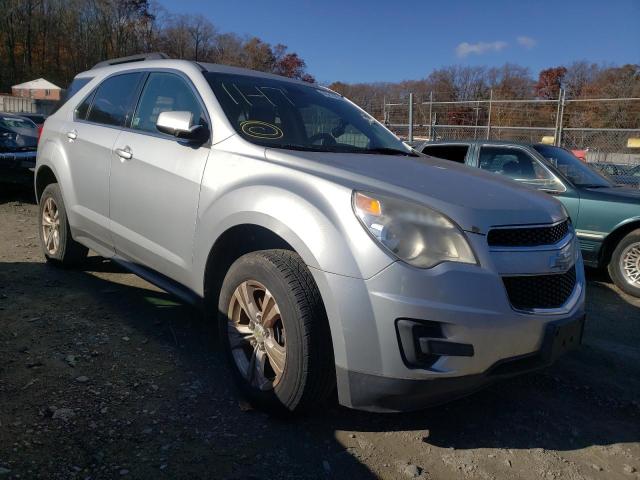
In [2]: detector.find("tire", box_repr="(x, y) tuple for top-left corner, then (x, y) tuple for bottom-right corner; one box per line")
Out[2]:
(38, 183), (88, 267)
(218, 249), (335, 413)
(608, 229), (640, 298)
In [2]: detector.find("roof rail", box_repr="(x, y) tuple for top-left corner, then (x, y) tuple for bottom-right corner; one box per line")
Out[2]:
(92, 52), (169, 70)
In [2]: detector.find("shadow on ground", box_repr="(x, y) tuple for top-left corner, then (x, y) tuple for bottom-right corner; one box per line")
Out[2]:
(0, 182), (36, 205)
(1, 257), (639, 479)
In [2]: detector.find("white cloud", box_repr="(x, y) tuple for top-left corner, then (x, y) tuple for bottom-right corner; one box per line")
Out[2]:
(517, 36), (537, 49)
(455, 41), (508, 58)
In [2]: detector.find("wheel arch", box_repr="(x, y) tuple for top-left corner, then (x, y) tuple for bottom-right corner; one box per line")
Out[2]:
(203, 223), (295, 310)
(599, 218), (640, 268)
(35, 164), (58, 203)
(201, 221), (348, 377)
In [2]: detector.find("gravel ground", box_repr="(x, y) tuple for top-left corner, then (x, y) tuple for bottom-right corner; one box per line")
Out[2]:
(1, 184), (639, 480)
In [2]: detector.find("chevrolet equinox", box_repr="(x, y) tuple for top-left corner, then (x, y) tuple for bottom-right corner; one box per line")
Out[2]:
(35, 54), (586, 413)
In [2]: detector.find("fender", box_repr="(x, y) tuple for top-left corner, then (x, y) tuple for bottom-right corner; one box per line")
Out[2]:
(191, 183), (393, 295)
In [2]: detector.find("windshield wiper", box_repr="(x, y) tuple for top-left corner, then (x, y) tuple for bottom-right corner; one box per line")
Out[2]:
(346, 147), (418, 157)
(269, 144), (337, 153)
(268, 144), (417, 156)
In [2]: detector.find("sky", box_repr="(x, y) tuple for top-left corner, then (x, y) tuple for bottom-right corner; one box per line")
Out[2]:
(159, 0), (640, 84)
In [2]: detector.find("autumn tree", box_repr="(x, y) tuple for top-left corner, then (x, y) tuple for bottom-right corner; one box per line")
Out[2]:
(534, 66), (567, 99)
(0, 1), (316, 92)
(273, 45), (315, 82)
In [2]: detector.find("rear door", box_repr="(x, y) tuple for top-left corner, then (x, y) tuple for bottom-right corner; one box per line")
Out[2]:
(109, 71), (211, 286)
(64, 72), (144, 254)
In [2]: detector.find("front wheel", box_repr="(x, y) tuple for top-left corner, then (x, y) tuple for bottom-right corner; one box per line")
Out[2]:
(218, 250), (335, 413)
(608, 229), (640, 298)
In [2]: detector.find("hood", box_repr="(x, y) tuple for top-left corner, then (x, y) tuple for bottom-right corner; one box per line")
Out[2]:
(582, 185), (640, 203)
(264, 149), (566, 234)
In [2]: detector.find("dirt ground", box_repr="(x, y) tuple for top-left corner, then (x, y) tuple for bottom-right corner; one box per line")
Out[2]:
(1, 184), (639, 480)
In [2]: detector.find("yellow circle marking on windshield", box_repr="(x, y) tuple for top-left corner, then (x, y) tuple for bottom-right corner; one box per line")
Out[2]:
(240, 120), (284, 139)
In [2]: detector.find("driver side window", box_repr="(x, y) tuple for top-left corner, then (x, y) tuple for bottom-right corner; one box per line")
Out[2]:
(132, 72), (205, 134)
(478, 146), (565, 192)
(299, 106), (369, 148)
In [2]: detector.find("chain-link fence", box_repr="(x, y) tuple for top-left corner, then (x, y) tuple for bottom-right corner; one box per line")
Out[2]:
(380, 90), (640, 186)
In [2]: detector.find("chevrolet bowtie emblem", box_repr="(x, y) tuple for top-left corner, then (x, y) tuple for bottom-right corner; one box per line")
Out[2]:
(550, 248), (573, 271)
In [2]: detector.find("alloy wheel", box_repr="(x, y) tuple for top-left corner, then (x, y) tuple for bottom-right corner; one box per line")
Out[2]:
(227, 280), (287, 390)
(620, 242), (640, 287)
(42, 197), (60, 255)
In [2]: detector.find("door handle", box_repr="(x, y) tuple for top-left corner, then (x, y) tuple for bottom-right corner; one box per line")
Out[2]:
(66, 130), (77, 140)
(115, 146), (133, 160)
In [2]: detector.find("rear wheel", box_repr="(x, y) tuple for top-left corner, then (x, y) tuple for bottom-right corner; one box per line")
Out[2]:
(608, 229), (640, 298)
(39, 183), (88, 267)
(218, 249), (334, 413)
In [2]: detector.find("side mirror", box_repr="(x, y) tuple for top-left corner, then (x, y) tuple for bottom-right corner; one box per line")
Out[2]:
(156, 111), (208, 142)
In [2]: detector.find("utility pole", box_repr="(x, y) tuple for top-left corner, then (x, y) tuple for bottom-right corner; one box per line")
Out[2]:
(408, 93), (414, 143)
(486, 89), (493, 140)
(428, 91), (433, 140)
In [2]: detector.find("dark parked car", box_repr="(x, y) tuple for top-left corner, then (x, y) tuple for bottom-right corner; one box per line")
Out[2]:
(17, 112), (47, 127)
(591, 162), (640, 189)
(0, 112), (39, 183)
(418, 140), (640, 297)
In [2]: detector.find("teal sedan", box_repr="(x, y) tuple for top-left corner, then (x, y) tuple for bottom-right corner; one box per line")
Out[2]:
(419, 140), (640, 297)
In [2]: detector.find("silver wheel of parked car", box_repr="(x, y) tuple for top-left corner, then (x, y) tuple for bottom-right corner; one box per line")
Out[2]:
(609, 229), (640, 298)
(41, 197), (60, 255)
(227, 280), (287, 391)
(620, 242), (640, 287)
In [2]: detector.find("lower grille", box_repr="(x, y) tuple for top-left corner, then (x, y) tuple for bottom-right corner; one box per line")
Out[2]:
(503, 266), (576, 311)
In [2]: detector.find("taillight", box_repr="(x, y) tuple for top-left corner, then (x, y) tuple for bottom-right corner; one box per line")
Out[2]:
(37, 125), (43, 144)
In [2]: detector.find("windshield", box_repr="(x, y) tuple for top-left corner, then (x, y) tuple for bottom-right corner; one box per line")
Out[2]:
(533, 144), (612, 187)
(629, 165), (640, 177)
(0, 117), (37, 130)
(205, 72), (414, 155)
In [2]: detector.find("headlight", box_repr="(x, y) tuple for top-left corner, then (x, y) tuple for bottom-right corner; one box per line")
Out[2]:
(352, 191), (477, 269)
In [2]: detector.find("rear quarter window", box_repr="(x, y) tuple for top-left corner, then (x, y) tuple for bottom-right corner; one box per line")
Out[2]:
(65, 77), (92, 101)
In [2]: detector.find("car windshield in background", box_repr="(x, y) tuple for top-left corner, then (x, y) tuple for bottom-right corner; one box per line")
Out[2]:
(0, 117), (37, 130)
(205, 72), (415, 155)
(533, 144), (612, 188)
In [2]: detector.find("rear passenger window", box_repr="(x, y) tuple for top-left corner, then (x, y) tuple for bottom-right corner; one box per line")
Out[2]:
(87, 73), (143, 127)
(422, 145), (469, 163)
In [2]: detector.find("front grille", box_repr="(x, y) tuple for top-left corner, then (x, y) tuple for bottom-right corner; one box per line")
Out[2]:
(488, 220), (569, 247)
(503, 266), (576, 311)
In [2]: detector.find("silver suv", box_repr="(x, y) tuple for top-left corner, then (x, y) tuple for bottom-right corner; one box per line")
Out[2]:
(35, 55), (586, 413)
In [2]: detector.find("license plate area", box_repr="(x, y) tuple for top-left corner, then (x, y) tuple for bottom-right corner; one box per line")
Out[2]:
(541, 315), (585, 363)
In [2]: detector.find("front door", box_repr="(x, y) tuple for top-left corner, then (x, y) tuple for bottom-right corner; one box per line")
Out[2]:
(109, 72), (211, 286)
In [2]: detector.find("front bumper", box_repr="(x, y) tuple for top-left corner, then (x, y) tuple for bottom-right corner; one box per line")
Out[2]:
(0, 150), (37, 168)
(337, 312), (585, 412)
(0, 151), (36, 183)
(317, 231), (586, 412)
